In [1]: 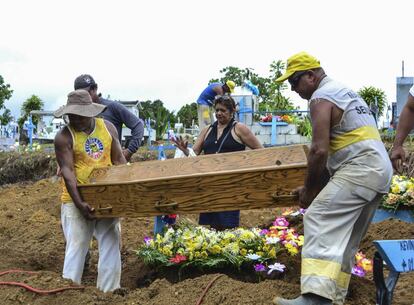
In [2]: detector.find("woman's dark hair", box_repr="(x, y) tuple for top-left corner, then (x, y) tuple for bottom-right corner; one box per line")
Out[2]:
(213, 95), (236, 113)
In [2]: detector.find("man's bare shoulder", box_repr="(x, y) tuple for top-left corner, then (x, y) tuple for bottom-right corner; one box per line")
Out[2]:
(103, 119), (119, 140)
(103, 119), (116, 130)
(54, 126), (71, 146)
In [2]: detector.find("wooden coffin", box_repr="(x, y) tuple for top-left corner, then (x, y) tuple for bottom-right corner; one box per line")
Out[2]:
(78, 145), (308, 218)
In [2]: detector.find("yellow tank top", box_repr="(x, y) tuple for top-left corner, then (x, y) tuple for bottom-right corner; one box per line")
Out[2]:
(61, 118), (113, 202)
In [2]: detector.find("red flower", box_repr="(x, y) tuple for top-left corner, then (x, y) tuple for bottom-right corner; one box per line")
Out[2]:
(169, 254), (187, 264)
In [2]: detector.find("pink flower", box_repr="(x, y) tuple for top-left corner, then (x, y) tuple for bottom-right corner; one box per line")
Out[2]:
(169, 254), (187, 264)
(351, 266), (366, 277)
(259, 229), (269, 235)
(143, 236), (152, 246)
(273, 217), (289, 228)
(254, 264), (266, 272)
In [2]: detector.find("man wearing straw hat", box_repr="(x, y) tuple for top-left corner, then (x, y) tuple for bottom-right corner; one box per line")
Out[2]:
(273, 52), (392, 305)
(54, 89), (126, 292)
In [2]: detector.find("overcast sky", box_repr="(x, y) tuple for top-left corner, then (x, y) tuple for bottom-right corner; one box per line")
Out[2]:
(1, 0), (413, 120)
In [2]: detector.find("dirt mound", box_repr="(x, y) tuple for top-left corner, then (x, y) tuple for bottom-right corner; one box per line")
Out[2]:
(0, 148), (175, 186)
(0, 152), (57, 185)
(0, 179), (413, 305)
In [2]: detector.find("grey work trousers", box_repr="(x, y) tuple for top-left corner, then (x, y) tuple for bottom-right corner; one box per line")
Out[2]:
(301, 177), (382, 304)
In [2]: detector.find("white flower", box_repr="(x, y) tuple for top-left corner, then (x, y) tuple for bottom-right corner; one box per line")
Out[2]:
(246, 253), (261, 260)
(398, 181), (407, 192)
(267, 263), (286, 274)
(265, 237), (281, 244)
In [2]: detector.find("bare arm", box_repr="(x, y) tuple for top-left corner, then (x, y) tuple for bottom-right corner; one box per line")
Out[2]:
(171, 125), (211, 156)
(105, 120), (127, 165)
(212, 85), (225, 96)
(234, 123), (263, 149)
(54, 128), (95, 219)
(298, 100), (332, 207)
(391, 94), (414, 170)
(192, 126), (211, 155)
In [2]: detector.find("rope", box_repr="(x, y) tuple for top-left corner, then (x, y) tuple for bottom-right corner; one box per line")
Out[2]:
(195, 274), (223, 305)
(0, 269), (84, 295)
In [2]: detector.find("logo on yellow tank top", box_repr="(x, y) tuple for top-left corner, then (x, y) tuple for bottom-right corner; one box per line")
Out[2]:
(85, 137), (104, 159)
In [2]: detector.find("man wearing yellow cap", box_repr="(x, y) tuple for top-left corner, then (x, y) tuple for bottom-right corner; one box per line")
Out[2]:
(197, 80), (236, 130)
(273, 52), (392, 305)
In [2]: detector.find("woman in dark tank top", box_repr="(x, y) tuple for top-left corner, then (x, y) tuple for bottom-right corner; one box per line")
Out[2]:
(173, 95), (263, 230)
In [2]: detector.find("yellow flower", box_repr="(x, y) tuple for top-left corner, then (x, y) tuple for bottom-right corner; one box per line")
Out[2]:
(391, 184), (400, 194)
(209, 245), (222, 255)
(220, 239), (230, 247)
(185, 242), (196, 253)
(223, 233), (236, 240)
(161, 246), (172, 257)
(240, 248), (247, 256)
(297, 236), (304, 246)
(201, 251), (208, 259)
(240, 231), (255, 242)
(355, 252), (365, 262)
(268, 247), (276, 258)
(285, 244), (299, 255)
(360, 258), (373, 272)
(224, 242), (239, 255)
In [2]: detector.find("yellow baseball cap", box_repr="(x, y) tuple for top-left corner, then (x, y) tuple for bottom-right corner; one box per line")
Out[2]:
(276, 52), (321, 82)
(226, 80), (236, 93)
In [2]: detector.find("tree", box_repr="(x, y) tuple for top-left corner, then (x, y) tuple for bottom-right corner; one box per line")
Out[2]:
(357, 86), (387, 118)
(0, 108), (13, 126)
(139, 99), (176, 140)
(209, 61), (294, 113)
(176, 103), (197, 127)
(0, 75), (13, 110)
(0, 75), (14, 128)
(209, 66), (270, 101)
(260, 60), (295, 112)
(18, 95), (44, 129)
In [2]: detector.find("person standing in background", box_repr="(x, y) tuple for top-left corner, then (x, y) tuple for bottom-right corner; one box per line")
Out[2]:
(196, 81), (236, 130)
(74, 74), (144, 161)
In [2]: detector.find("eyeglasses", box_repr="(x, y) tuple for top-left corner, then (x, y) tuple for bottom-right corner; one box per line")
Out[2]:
(288, 71), (308, 88)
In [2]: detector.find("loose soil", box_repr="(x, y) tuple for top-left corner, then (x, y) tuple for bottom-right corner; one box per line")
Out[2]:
(0, 178), (413, 305)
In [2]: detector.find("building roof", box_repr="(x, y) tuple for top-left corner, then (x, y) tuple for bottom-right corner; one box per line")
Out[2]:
(117, 100), (140, 107)
(30, 110), (55, 116)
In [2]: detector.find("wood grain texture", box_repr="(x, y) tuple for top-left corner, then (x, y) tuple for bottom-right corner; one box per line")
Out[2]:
(79, 145), (308, 218)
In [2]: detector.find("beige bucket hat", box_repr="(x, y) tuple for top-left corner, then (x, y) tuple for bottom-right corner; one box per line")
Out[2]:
(54, 89), (106, 118)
